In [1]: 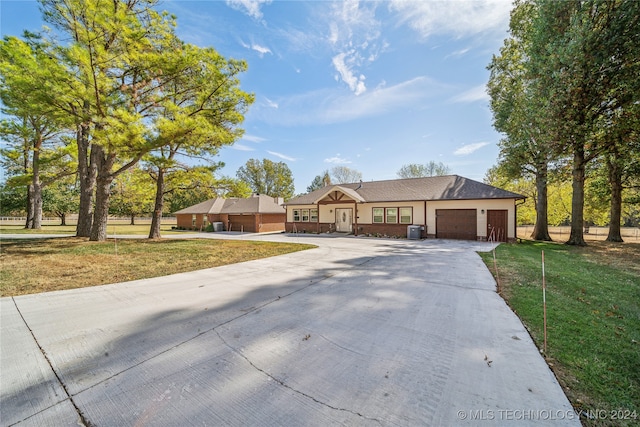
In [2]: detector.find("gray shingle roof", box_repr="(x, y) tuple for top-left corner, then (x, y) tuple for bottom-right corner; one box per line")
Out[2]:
(285, 175), (525, 205)
(174, 194), (285, 215)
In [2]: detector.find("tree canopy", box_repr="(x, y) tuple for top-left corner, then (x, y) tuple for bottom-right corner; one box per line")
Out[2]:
(236, 158), (295, 201)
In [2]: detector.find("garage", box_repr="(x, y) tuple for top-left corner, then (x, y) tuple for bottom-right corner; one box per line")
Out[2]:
(436, 209), (477, 240)
(228, 214), (256, 232)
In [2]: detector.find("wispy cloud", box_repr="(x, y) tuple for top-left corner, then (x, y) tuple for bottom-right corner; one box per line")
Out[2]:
(268, 150), (297, 161)
(239, 39), (272, 57)
(250, 76), (448, 126)
(324, 155), (352, 164)
(226, 0), (272, 20)
(265, 97), (278, 109)
(446, 47), (470, 59)
(326, 0), (383, 95)
(242, 134), (267, 143)
(454, 142), (490, 156)
(232, 143), (255, 151)
(450, 84), (489, 103)
(332, 52), (366, 96)
(389, 0), (512, 39)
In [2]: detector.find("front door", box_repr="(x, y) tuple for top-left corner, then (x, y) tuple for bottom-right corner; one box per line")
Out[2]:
(487, 210), (508, 242)
(335, 208), (353, 233)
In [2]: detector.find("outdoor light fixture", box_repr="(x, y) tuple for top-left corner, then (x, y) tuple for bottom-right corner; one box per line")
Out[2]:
(481, 209), (485, 214)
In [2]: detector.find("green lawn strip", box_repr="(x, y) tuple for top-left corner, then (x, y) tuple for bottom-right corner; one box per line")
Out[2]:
(1, 238), (316, 297)
(0, 224), (181, 235)
(480, 242), (639, 426)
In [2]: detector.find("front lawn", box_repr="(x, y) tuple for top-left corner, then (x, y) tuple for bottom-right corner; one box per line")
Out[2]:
(481, 241), (639, 426)
(0, 238), (316, 296)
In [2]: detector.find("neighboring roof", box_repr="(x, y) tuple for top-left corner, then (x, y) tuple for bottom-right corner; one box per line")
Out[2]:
(285, 175), (526, 205)
(174, 194), (285, 215)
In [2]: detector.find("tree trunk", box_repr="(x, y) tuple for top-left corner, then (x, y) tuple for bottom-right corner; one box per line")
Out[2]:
(531, 164), (552, 241)
(567, 145), (587, 246)
(60, 212), (67, 226)
(76, 120), (96, 237)
(148, 168), (165, 239)
(31, 146), (43, 229)
(606, 149), (624, 242)
(89, 146), (115, 242)
(25, 185), (34, 229)
(130, 214), (135, 225)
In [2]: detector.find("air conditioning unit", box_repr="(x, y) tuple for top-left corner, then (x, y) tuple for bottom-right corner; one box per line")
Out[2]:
(407, 225), (421, 240)
(212, 222), (224, 232)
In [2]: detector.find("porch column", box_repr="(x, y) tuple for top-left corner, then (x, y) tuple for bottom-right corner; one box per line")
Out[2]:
(354, 201), (358, 236)
(317, 202), (320, 233)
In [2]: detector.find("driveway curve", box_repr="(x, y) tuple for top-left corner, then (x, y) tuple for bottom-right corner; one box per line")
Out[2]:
(1, 234), (579, 426)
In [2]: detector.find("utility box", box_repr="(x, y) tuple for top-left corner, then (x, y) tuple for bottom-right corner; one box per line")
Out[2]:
(407, 225), (421, 240)
(212, 222), (224, 232)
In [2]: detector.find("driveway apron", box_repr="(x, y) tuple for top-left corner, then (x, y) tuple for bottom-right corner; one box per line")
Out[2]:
(1, 235), (579, 426)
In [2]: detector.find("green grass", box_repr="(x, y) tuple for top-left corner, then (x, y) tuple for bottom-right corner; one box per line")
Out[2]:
(0, 223), (181, 235)
(480, 241), (640, 426)
(1, 237), (316, 296)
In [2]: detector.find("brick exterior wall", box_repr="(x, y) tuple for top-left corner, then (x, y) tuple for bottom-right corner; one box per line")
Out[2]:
(178, 213), (284, 232)
(286, 222), (426, 238)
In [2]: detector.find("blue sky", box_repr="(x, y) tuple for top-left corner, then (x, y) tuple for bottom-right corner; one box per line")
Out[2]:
(1, 0), (514, 194)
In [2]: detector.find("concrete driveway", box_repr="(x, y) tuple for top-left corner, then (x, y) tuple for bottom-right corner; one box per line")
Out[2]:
(1, 234), (579, 426)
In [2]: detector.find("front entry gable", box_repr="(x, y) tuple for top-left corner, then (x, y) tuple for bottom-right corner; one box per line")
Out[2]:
(313, 185), (365, 204)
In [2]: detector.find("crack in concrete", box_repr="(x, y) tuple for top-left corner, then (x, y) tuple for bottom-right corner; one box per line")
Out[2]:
(53, 255), (379, 397)
(11, 253), (381, 425)
(11, 297), (92, 427)
(215, 329), (384, 425)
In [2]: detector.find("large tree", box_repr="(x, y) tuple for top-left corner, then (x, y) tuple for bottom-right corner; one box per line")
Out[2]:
(330, 166), (362, 184)
(307, 170), (331, 193)
(0, 35), (74, 229)
(530, 0), (640, 245)
(145, 43), (253, 239)
(39, 0), (186, 240)
(397, 161), (451, 179)
(236, 158), (295, 200)
(487, 0), (556, 241)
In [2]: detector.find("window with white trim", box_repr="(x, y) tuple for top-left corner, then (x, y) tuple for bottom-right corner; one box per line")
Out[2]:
(293, 208), (317, 222)
(373, 208), (384, 223)
(386, 208), (398, 223)
(400, 207), (412, 224)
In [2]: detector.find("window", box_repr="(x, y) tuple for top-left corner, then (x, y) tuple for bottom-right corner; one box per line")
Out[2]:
(192, 214), (196, 226)
(293, 208), (317, 222)
(386, 208), (397, 223)
(400, 207), (412, 224)
(373, 208), (384, 223)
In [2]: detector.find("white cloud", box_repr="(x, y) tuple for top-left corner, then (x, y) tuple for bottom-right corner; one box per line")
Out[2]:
(446, 48), (470, 59)
(240, 39), (272, 57)
(250, 76), (449, 126)
(232, 143), (255, 151)
(454, 142), (490, 156)
(324, 155), (352, 164)
(251, 43), (272, 56)
(332, 52), (367, 96)
(450, 84), (489, 103)
(326, 0), (383, 95)
(265, 97), (278, 109)
(242, 134), (266, 143)
(389, 0), (512, 39)
(267, 151), (297, 161)
(226, 0), (272, 20)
